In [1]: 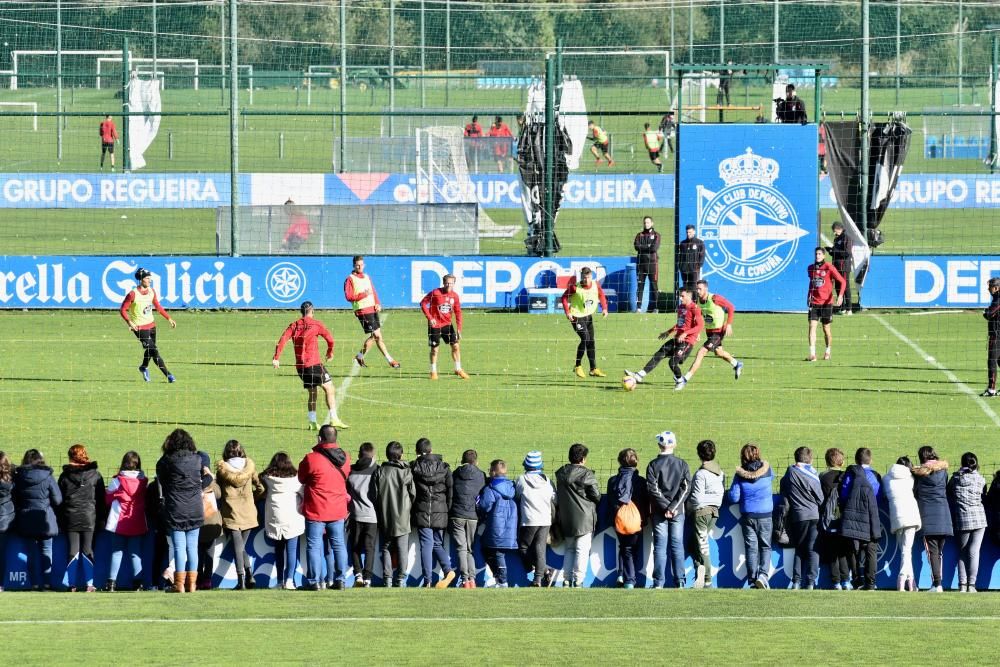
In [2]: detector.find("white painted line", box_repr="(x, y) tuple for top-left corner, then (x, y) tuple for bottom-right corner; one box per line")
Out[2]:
(336, 314), (387, 405)
(0, 615), (997, 626)
(871, 313), (1000, 427)
(909, 310), (965, 316)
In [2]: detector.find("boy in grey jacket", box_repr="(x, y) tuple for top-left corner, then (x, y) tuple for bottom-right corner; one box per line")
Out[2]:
(685, 439), (724, 588)
(515, 451), (556, 587)
(347, 442), (378, 587)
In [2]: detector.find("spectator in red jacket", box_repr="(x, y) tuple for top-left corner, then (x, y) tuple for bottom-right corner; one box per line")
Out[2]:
(298, 425), (352, 590)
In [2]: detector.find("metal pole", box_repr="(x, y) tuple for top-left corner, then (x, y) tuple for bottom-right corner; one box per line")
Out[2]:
(339, 0), (347, 173)
(389, 0), (395, 137)
(152, 0), (158, 85)
(688, 0), (694, 63)
(122, 37), (131, 172)
(670, 4), (675, 66)
(220, 2), (226, 105)
(56, 0), (62, 161)
(958, 0), (964, 104)
(229, 0), (239, 256)
(445, 0), (451, 106)
(991, 32), (998, 175)
(773, 0), (779, 65)
(543, 55), (555, 258)
(673, 69), (683, 296)
(860, 0), (870, 245)
(719, 0), (725, 63)
(420, 0), (426, 108)
(895, 0), (900, 105)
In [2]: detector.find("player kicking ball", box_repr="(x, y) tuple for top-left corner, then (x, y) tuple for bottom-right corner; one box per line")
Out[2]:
(420, 274), (469, 380)
(623, 287), (704, 391)
(344, 255), (400, 370)
(561, 266), (608, 378)
(681, 279), (744, 384)
(119, 267), (176, 383)
(273, 301), (348, 430)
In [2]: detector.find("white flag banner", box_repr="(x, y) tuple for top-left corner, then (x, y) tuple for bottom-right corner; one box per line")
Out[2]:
(127, 76), (161, 170)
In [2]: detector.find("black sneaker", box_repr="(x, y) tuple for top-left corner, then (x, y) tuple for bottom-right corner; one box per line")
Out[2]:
(541, 568), (555, 588)
(332, 580), (346, 591)
(980, 389), (996, 397)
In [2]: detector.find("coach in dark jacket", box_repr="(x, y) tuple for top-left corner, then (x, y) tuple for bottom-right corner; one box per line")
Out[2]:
(839, 462), (881, 590)
(677, 225), (705, 291)
(780, 447), (824, 589)
(634, 216), (662, 312)
(410, 438), (455, 587)
(825, 222), (853, 313)
(14, 449), (62, 589)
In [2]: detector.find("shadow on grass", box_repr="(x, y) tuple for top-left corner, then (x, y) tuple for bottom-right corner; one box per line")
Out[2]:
(0, 377), (88, 382)
(787, 385), (947, 397)
(92, 418), (304, 431)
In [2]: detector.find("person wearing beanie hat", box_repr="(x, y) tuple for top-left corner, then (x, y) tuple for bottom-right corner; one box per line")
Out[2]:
(120, 267), (177, 383)
(515, 451), (556, 587)
(645, 431), (691, 588)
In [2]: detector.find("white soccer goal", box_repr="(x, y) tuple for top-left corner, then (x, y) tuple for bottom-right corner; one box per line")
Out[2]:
(0, 102), (38, 131)
(415, 126), (519, 243)
(96, 57), (200, 90)
(10, 50), (131, 90)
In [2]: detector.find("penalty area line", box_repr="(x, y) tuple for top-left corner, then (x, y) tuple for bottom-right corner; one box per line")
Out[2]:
(0, 615), (998, 626)
(871, 313), (1000, 427)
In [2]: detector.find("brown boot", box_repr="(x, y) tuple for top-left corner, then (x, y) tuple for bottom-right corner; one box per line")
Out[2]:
(168, 571), (185, 593)
(186, 572), (198, 593)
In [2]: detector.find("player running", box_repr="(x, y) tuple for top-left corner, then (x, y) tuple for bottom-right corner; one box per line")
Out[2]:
(120, 267), (177, 383)
(561, 266), (608, 378)
(982, 277), (1000, 397)
(420, 274), (469, 380)
(806, 247), (846, 362)
(680, 279), (744, 385)
(344, 255), (399, 370)
(624, 287), (704, 391)
(272, 301), (348, 430)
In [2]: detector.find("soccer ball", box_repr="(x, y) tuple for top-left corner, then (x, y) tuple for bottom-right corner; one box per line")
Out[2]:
(622, 375), (637, 391)
(656, 431), (677, 448)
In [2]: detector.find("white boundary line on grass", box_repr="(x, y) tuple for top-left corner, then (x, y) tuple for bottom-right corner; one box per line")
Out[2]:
(871, 313), (1000, 427)
(336, 314), (387, 405)
(1, 615), (999, 626)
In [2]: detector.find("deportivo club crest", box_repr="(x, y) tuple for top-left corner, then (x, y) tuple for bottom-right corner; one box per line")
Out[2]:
(697, 148), (808, 285)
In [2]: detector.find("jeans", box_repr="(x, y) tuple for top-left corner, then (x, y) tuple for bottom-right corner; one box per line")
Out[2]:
(306, 519), (347, 585)
(562, 533), (592, 586)
(417, 527), (452, 584)
(350, 521), (378, 582)
(788, 519), (819, 586)
(483, 546), (509, 585)
(274, 536), (300, 584)
(518, 525), (549, 580)
(616, 531), (641, 585)
(28, 537), (53, 589)
(957, 528), (985, 587)
(170, 528), (200, 572)
(652, 514), (686, 587)
(895, 527), (916, 580)
(109, 533), (144, 583)
(450, 518), (478, 582)
(225, 528), (253, 577)
(740, 516), (772, 585)
(381, 534), (410, 586)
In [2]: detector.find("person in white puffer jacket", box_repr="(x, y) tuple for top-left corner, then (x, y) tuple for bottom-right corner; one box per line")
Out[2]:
(260, 452), (305, 590)
(514, 451), (557, 587)
(882, 456), (922, 592)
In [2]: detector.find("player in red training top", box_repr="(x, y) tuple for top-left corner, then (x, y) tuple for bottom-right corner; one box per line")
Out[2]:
(680, 279), (744, 386)
(273, 301), (347, 430)
(344, 255), (399, 370)
(280, 199), (312, 252)
(120, 267), (177, 383)
(420, 274), (469, 380)
(806, 247), (846, 362)
(625, 287), (704, 391)
(99, 114), (118, 172)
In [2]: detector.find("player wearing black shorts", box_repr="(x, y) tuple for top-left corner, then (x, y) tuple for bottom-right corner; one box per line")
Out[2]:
(982, 277), (1000, 397)
(680, 280), (744, 386)
(420, 274), (469, 380)
(806, 248), (846, 361)
(297, 364), (332, 389)
(561, 267), (609, 378)
(427, 323), (459, 348)
(624, 288), (704, 391)
(345, 256), (399, 370)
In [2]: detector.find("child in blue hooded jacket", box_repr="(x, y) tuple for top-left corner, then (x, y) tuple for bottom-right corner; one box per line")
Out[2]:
(477, 459), (518, 587)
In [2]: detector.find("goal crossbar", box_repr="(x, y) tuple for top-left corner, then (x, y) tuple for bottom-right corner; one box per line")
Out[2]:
(0, 102), (38, 131)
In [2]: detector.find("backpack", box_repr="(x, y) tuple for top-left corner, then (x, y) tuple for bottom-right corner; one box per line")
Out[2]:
(819, 481), (842, 534)
(614, 500), (642, 536)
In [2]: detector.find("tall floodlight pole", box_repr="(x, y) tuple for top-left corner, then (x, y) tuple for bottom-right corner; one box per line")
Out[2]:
(229, 0), (240, 256)
(860, 0), (870, 243)
(339, 0), (347, 173)
(56, 0), (62, 161)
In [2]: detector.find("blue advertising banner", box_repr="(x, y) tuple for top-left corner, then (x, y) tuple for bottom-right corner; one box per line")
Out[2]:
(0, 255), (636, 310)
(678, 124), (818, 312)
(4, 494), (997, 589)
(864, 255), (1000, 308)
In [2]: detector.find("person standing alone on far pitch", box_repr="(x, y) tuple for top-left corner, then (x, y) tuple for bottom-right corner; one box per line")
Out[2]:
(806, 247), (846, 362)
(273, 301), (348, 430)
(677, 225), (705, 293)
(99, 114), (118, 172)
(634, 216), (661, 313)
(344, 255), (400, 370)
(982, 277), (1000, 397)
(562, 266), (609, 379)
(825, 222), (854, 314)
(120, 267), (177, 384)
(420, 274), (469, 381)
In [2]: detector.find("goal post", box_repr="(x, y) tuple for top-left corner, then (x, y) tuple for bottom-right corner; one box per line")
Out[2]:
(0, 102), (38, 131)
(96, 57), (200, 90)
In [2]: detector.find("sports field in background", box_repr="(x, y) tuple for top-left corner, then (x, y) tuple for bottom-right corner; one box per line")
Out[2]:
(0, 308), (994, 476)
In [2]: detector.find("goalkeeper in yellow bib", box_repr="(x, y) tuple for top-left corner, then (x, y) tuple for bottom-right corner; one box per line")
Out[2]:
(587, 120), (615, 167)
(561, 267), (609, 379)
(642, 122), (664, 173)
(119, 267), (177, 383)
(344, 256), (399, 370)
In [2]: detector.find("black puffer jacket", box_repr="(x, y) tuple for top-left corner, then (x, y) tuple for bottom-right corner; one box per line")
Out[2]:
(450, 463), (486, 520)
(411, 454), (452, 529)
(13, 465), (62, 538)
(156, 450), (205, 532)
(0, 479), (14, 533)
(58, 462), (105, 532)
(839, 464), (881, 541)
